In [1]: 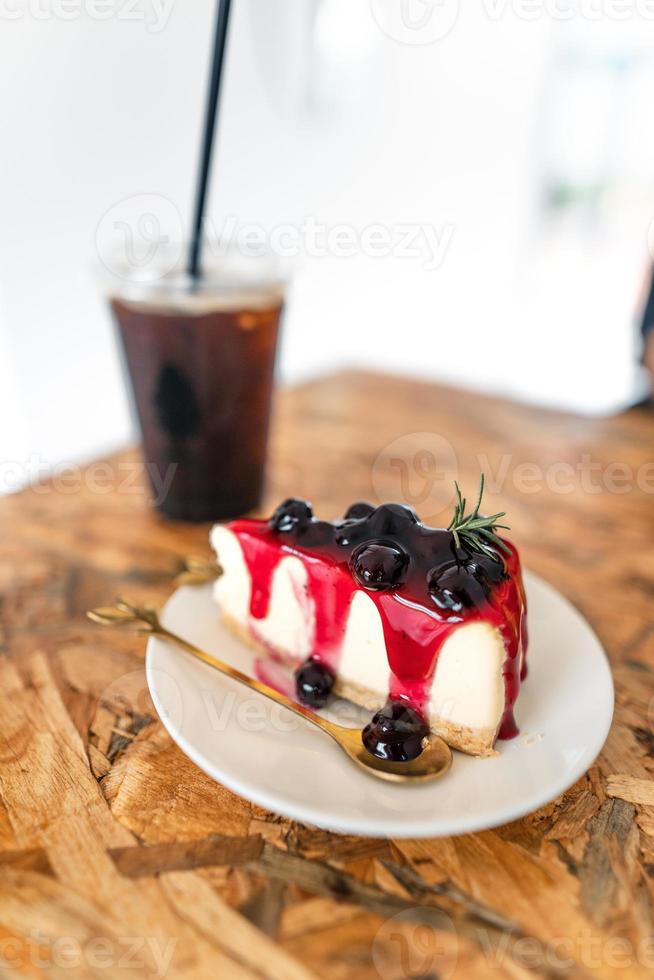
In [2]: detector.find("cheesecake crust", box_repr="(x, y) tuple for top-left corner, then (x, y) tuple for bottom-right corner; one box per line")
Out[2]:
(333, 675), (498, 757)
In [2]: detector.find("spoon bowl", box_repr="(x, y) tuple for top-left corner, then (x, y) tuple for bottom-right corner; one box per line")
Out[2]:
(333, 724), (452, 782)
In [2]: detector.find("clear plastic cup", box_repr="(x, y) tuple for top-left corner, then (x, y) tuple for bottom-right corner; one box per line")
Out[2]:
(109, 257), (285, 522)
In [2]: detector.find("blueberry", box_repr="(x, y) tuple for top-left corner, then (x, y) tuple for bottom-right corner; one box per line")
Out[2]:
(270, 498), (313, 534)
(334, 520), (357, 547)
(468, 553), (506, 585)
(428, 584), (465, 613)
(295, 658), (334, 708)
(344, 501), (375, 521)
(350, 540), (409, 591)
(427, 561), (490, 613)
(368, 503), (419, 535)
(362, 700), (429, 762)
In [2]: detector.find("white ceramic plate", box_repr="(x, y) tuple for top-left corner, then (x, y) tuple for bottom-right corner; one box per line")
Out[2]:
(146, 572), (614, 838)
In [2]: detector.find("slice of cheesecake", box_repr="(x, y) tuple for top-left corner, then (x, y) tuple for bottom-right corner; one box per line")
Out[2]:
(210, 487), (528, 757)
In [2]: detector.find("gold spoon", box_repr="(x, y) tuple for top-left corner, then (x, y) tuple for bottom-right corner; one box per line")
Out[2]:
(87, 599), (452, 784)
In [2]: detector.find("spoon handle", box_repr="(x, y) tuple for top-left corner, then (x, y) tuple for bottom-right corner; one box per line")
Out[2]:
(87, 601), (345, 740)
(159, 622), (344, 733)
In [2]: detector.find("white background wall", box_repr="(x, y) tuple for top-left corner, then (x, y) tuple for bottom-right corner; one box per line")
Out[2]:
(1, 0), (653, 488)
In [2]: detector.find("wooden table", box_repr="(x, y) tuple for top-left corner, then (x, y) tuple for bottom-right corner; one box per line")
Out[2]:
(1, 370), (653, 980)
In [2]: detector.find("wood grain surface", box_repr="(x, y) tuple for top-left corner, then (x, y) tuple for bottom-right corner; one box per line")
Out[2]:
(0, 370), (653, 979)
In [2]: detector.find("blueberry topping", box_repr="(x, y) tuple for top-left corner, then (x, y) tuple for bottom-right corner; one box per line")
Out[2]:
(350, 540), (409, 591)
(427, 560), (491, 613)
(344, 501), (375, 521)
(362, 700), (430, 762)
(369, 503), (419, 535)
(264, 495), (509, 611)
(296, 519), (334, 548)
(295, 658), (335, 708)
(270, 498), (313, 533)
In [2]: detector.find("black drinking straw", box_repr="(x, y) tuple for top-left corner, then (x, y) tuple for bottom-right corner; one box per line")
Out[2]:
(187, 0), (233, 280)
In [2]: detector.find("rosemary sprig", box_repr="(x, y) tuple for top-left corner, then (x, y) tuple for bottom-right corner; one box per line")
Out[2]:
(447, 475), (511, 558)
